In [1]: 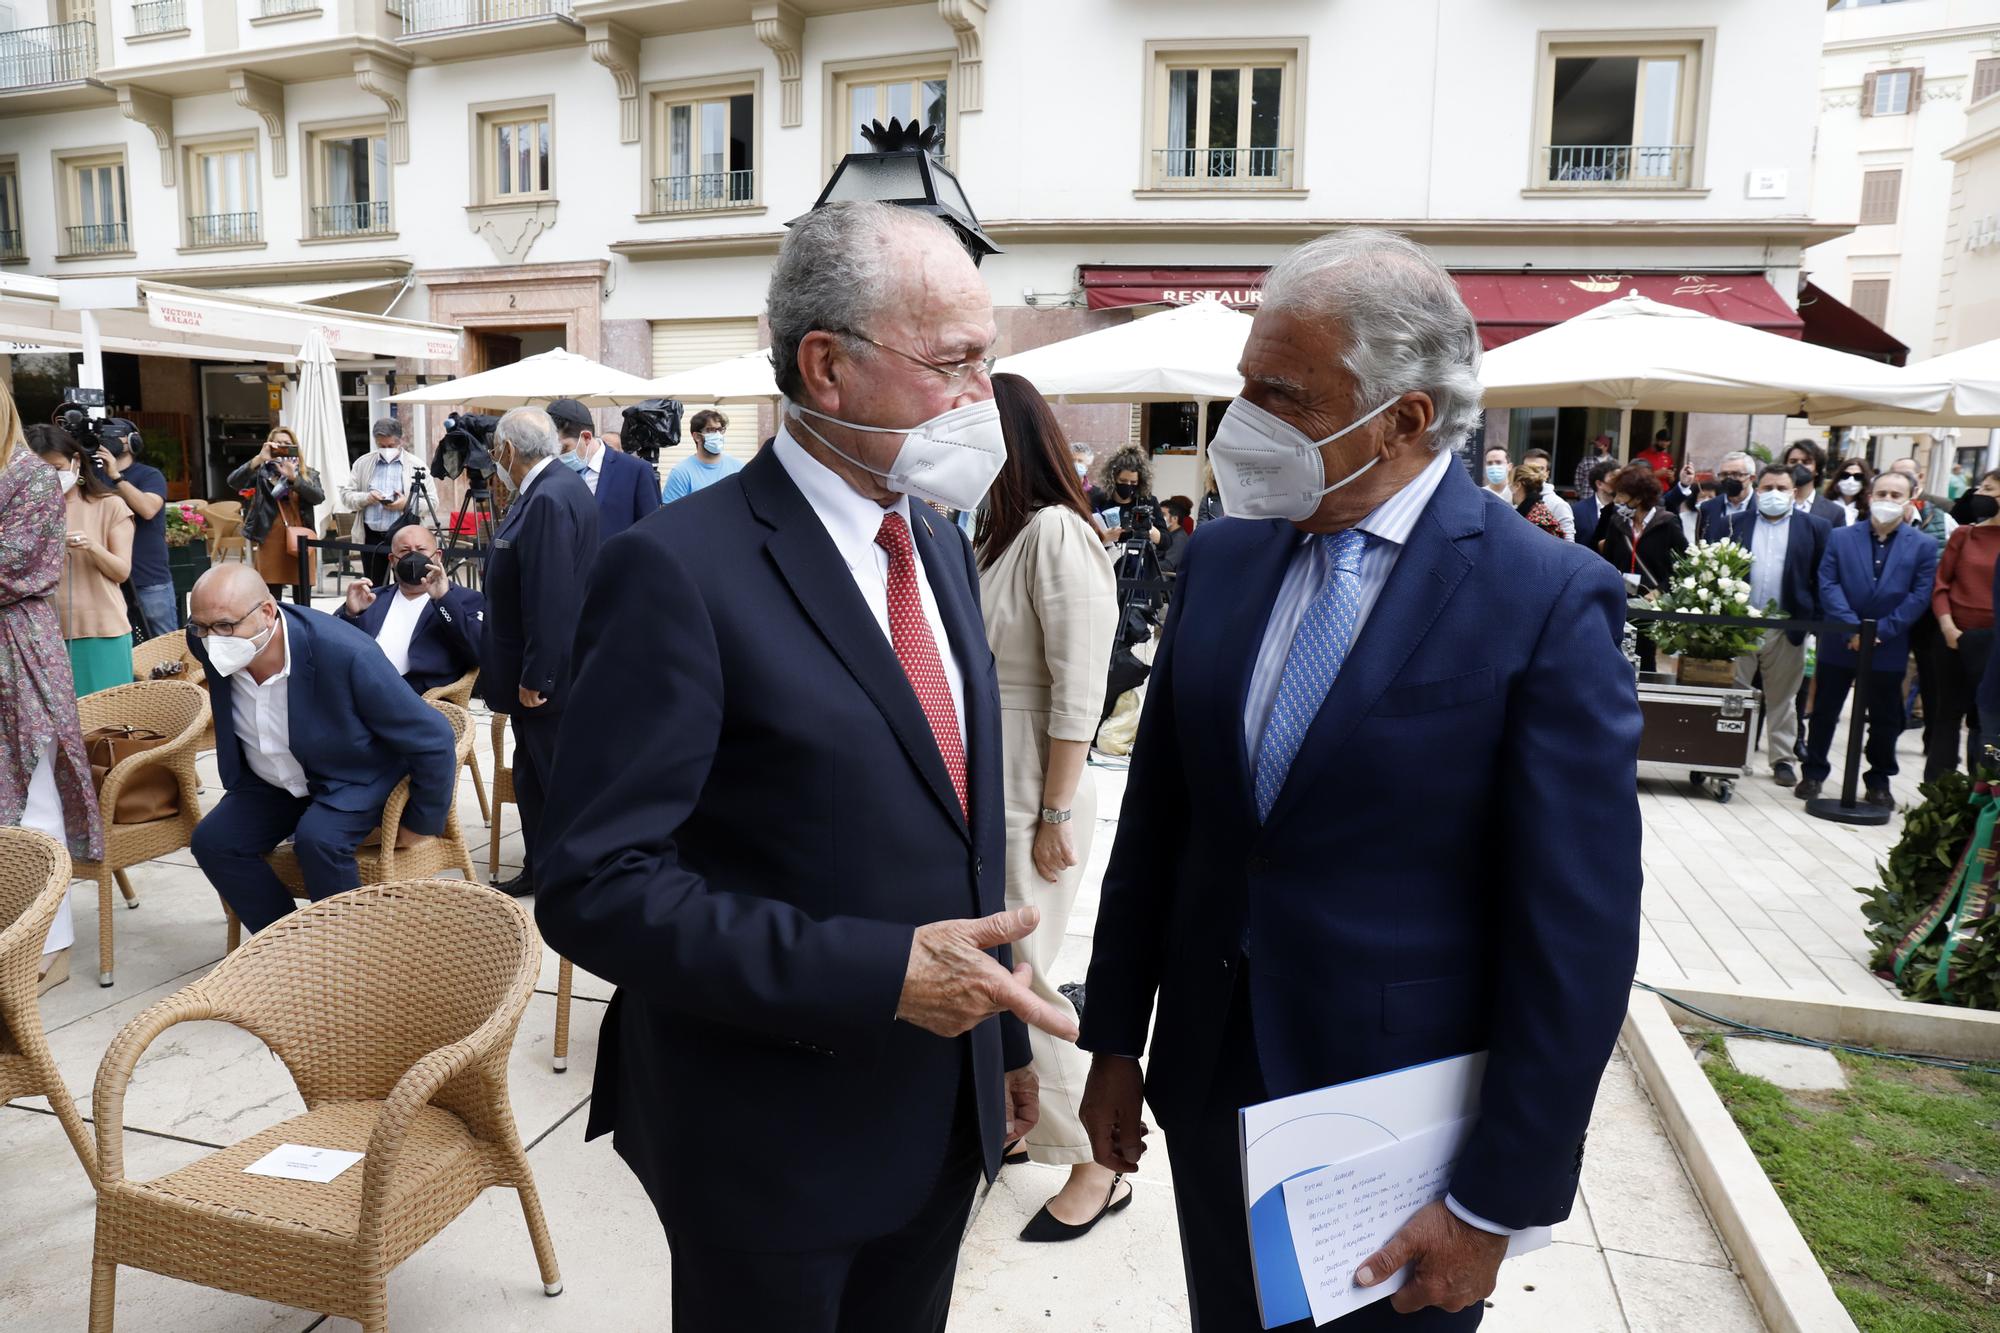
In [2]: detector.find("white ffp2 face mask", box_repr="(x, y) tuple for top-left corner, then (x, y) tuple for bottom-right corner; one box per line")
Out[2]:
(1206, 394), (1399, 521)
(787, 397), (1008, 512)
(55, 468), (77, 495)
(206, 606), (277, 678)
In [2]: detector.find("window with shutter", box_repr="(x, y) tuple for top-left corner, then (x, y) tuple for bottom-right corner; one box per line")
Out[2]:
(1849, 279), (1891, 327)
(1975, 59), (2000, 103)
(1870, 69), (1916, 116)
(1861, 72), (1877, 117)
(1859, 169), (1901, 225)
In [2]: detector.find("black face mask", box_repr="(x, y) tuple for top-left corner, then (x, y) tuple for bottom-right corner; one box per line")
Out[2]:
(1721, 477), (1746, 500)
(393, 551), (432, 587)
(1968, 495), (2000, 523)
(1114, 485), (1137, 502)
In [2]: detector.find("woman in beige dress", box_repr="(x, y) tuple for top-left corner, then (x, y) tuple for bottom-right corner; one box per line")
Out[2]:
(976, 374), (1123, 1240)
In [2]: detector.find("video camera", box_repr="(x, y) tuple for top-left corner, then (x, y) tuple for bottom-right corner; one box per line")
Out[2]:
(620, 398), (685, 463)
(52, 390), (140, 486)
(431, 412), (498, 487)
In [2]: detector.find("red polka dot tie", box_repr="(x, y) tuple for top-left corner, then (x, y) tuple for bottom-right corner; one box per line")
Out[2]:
(875, 512), (968, 817)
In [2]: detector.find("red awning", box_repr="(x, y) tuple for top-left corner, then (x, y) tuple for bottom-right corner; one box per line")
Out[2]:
(1453, 272), (1803, 350)
(1795, 279), (1907, 366)
(1079, 266), (1270, 311)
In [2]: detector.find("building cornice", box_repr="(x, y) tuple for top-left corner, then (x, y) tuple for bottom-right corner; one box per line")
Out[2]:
(1822, 22), (2000, 55)
(416, 259), (610, 288)
(98, 36), (411, 100)
(112, 256), (413, 286)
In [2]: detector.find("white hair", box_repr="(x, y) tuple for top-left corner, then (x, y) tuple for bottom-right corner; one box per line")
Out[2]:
(1259, 228), (1484, 453)
(766, 201), (961, 400)
(1719, 451), (1754, 470)
(496, 406), (558, 461)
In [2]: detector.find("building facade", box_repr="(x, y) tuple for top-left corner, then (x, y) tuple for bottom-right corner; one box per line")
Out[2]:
(1, 0), (1831, 499)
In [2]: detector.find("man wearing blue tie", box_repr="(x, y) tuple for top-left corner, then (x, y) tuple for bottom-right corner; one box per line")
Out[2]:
(1078, 229), (1643, 1330)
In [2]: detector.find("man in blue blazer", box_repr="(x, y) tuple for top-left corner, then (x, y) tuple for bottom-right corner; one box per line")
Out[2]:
(480, 407), (599, 897)
(1668, 452), (1756, 541)
(1798, 468), (1938, 805)
(535, 202), (1066, 1332)
(1079, 231), (1643, 1330)
(1729, 466), (1830, 788)
(547, 396), (660, 541)
(185, 563), (457, 940)
(1571, 457), (1618, 549)
(334, 523), (484, 694)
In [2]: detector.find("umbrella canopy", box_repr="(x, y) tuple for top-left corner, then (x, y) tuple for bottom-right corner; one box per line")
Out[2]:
(1811, 337), (2000, 427)
(1478, 291), (1951, 418)
(387, 347), (660, 408)
(289, 329), (349, 516)
(646, 348), (781, 402)
(992, 299), (1252, 402)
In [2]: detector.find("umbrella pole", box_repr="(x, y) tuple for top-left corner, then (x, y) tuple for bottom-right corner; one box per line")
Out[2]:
(1618, 404), (1634, 465)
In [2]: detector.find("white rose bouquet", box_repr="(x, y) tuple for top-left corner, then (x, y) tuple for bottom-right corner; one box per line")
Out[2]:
(1644, 539), (1776, 661)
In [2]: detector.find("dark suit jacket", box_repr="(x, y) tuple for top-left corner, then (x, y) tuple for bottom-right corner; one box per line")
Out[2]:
(1804, 494), (1847, 528)
(1079, 465), (1643, 1231)
(1573, 493), (1601, 548)
(593, 446), (662, 541)
(1729, 508), (1830, 645)
(189, 604), (457, 833)
(1818, 520), (1939, 671)
(335, 582), (486, 693)
(480, 461), (600, 715)
(534, 447), (1027, 1253)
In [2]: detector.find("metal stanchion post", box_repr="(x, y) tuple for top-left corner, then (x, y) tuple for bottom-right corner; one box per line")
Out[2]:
(1807, 618), (1891, 827)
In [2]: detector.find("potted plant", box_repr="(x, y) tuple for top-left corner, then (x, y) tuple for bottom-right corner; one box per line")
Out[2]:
(164, 502), (209, 619)
(1644, 539), (1774, 687)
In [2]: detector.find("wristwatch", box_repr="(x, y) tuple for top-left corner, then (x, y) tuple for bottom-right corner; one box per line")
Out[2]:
(1039, 807), (1072, 825)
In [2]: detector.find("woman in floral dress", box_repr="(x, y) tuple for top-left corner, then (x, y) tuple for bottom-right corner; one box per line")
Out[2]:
(0, 382), (104, 985)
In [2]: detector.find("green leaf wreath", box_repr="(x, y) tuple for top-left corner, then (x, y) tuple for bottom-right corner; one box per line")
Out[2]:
(1858, 769), (2000, 1012)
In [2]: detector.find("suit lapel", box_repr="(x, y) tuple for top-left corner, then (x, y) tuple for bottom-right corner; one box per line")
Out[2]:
(1263, 467), (1482, 828)
(744, 453), (971, 840)
(281, 605), (318, 767)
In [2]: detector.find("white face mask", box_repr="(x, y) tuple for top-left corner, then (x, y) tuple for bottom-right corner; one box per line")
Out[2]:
(700, 431), (726, 456)
(1206, 394), (1399, 522)
(206, 605), (277, 678)
(1837, 476), (1863, 497)
(54, 468), (76, 495)
(1756, 489), (1793, 518)
(1870, 499), (1908, 528)
(787, 397), (1007, 512)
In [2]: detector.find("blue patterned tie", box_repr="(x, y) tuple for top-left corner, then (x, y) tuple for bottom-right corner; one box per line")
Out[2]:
(1254, 530), (1368, 823)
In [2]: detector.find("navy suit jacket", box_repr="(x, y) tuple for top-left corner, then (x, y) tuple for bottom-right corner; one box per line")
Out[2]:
(480, 461), (600, 715)
(1803, 494), (1847, 529)
(336, 582), (485, 694)
(1080, 464), (1643, 1230)
(592, 446), (661, 541)
(1728, 508), (1830, 646)
(534, 447), (1027, 1253)
(1817, 520), (1939, 671)
(1573, 493), (1602, 548)
(190, 604), (458, 834)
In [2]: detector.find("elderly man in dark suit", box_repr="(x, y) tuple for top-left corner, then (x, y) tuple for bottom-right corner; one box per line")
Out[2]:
(546, 396), (660, 541)
(335, 522), (484, 694)
(1729, 464), (1831, 789)
(535, 201), (1071, 1333)
(480, 406), (599, 897)
(1078, 229), (1644, 1330)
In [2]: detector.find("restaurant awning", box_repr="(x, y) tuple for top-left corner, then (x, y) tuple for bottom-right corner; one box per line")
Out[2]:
(1795, 279), (1908, 366)
(1078, 266), (1269, 311)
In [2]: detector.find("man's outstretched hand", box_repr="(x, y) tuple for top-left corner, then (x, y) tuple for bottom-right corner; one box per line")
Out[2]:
(898, 906), (1079, 1041)
(1353, 1199), (1508, 1314)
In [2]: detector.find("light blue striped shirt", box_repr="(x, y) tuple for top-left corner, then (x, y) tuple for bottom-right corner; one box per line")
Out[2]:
(1242, 446), (1455, 761)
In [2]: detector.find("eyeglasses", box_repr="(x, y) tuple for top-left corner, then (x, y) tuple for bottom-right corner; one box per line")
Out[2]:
(842, 331), (996, 392)
(187, 601), (270, 640)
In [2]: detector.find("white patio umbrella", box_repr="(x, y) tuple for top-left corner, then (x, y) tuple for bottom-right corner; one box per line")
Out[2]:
(288, 328), (349, 516)
(646, 348), (780, 402)
(1479, 291), (1953, 458)
(992, 298), (1253, 402)
(1811, 337), (2000, 427)
(386, 347), (660, 408)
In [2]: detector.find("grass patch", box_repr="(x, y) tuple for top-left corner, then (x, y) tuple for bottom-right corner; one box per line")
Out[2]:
(1702, 1042), (2000, 1332)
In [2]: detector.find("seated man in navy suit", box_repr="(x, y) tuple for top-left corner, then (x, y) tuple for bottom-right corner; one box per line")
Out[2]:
(186, 564), (458, 936)
(1730, 464), (1830, 790)
(1078, 229), (1643, 1330)
(548, 396), (660, 541)
(1798, 468), (1939, 806)
(334, 522), (484, 694)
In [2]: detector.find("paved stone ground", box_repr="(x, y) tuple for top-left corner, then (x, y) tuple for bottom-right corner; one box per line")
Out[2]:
(0, 675), (1917, 1330)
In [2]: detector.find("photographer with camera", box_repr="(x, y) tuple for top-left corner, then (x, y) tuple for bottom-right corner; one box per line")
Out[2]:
(77, 418), (175, 639)
(548, 397), (660, 540)
(336, 522), (485, 694)
(27, 422), (136, 694)
(1093, 446), (1162, 548)
(228, 427), (325, 604)
(660, 408), (744, 503)
(339, 417), (428, 585)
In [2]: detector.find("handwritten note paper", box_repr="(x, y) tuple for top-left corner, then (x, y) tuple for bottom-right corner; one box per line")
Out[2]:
(242, 1144), (364, 1184)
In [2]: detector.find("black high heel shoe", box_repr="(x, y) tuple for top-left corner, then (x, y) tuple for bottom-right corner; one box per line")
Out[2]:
(1018, 1175), (1132, 1242)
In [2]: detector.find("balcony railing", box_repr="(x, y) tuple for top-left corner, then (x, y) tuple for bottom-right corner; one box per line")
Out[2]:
(258, 0), (319, 14)
(1152, 147), (1294, 189)
(310, 200), (392, 237)
(400, 0), (570, 35)
(1543, 144), (1692, 188)
(0, 20), (96, 91)
(650, 170), (757, 215)
(132, 0), (185, 35)
(0, 228), (22, 261)
(188, 212), (261, 248)
(64, 221), (130, 256)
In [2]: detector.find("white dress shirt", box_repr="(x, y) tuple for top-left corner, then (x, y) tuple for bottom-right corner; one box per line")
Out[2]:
(575, 440), (604, 495)
(376, 588), (428, 676)
(1748, 511), (1792, 614)
(774, 427), (967, 744)
(230, 615), (310, 798)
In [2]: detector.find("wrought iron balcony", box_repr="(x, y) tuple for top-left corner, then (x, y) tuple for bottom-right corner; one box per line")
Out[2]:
(650, 170), (757, 215)
(188, 212), (261, 248)
(0, 228), (22, 261)
(63, 222), (130, 256)
(310, 200), (393, 238)
(0, 20), (96, 90)
(1151, 146), (1294, 189)
(1542, 144), (1693, 188)
(132, 0), (185, 35)
(400, 0), (570, 35)
(258, 0), (319, 14)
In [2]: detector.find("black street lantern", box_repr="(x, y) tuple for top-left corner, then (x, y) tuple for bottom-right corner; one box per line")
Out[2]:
(801, 117), (1002, 265)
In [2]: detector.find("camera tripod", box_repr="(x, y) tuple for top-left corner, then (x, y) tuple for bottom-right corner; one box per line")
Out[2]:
(440, 478), (499, 591)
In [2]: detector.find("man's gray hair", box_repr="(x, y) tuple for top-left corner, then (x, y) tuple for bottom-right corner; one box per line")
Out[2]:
(496, 406), (558, 461)
(1719, 450), (1753, 470)
(371, 416), (403, 440)
(1259, 228), (1484, 452)
(766, 201), (960, 400)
